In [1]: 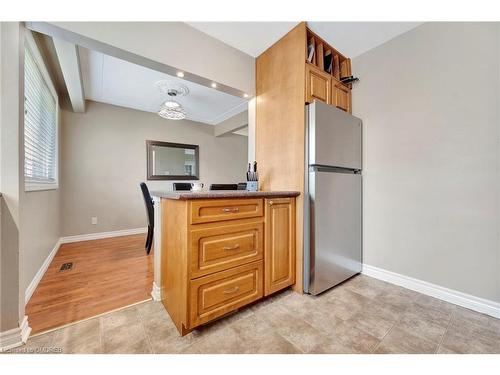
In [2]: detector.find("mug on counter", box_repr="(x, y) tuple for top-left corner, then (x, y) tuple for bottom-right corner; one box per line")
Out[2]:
(191, 182), (204, 191)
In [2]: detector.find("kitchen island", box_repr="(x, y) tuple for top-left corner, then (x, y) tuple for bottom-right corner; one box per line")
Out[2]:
(150, 190), (299, 335)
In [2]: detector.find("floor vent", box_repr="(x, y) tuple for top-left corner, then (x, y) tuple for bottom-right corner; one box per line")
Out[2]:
(60, 262), (73, 271)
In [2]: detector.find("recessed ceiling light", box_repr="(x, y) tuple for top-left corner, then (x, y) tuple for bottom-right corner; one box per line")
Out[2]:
(176, 71), (184, 78)
(243, 93), (249, 98)
(211, 82), (217, 88)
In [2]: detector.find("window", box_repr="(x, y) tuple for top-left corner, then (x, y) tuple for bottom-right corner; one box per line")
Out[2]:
(24, 34), (59, 191)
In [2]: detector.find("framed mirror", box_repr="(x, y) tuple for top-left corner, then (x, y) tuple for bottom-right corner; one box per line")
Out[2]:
(146, 140), (199, 180)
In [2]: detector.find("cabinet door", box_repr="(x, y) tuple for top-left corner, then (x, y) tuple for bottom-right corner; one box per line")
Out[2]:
(305, 64), (331, 104)
(333, 81), (351, 113)
(264, 198), (295, 295)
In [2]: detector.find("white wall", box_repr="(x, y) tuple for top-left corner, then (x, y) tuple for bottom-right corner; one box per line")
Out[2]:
(61, 101), (248, 237)
(0, 22), (24, 332)
(353, 22), (500, 302)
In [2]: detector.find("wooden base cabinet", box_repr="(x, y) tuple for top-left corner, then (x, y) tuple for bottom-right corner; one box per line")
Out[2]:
(264, 198), (296, 295)
(160, 195), (297, 335)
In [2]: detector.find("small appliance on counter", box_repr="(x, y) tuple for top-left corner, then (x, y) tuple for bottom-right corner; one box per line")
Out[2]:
(246, 161), (259, 191)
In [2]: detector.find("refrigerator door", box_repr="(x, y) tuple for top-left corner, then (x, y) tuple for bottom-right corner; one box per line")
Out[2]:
(307, 168), (362, 295)
(308, 101), (362, 170)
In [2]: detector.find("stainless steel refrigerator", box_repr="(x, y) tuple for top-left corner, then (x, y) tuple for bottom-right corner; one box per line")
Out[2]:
(304, 101), (362, 295)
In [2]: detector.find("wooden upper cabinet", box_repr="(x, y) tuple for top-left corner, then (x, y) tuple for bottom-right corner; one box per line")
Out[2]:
(305, 63), (331, 105)
(264, 198), (295, 295)
(304, 27), (353, 113)
(333, 80), (351, 113)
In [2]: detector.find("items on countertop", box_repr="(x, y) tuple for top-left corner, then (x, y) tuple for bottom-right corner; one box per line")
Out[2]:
(246, 161), (259, 191)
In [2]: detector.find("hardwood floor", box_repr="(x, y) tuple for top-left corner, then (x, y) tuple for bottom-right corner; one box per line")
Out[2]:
(26, 234), (153, 334)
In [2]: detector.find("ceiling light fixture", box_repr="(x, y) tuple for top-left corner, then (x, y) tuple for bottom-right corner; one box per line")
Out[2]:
(211, 82), (217, 88)
(243, 93), (249, 98)
(158, 100), (186, 120)
(176, 71), (185, 78)
(155, 80), (189, 121)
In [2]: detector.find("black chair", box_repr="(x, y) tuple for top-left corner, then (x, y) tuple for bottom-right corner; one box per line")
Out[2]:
(173, 182), (192, 191)
(209, 184), (238, 191)
(140, 183), (154, 255)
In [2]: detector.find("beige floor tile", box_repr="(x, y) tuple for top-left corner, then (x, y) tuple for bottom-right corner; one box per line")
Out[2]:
(436, 345), (460, 354)
(327, 287), (374, 310)
(181, 325), (247, 354)
(308, 338), (361, 354)
(396, 312), (448, 343)
(440, 326), (500, 354)
(101, 306), (141, 330)
(346, 305), (400, 339)
(230, 314), (301, 354)
(102, 322), (151, 354)
(259, 306), (331, 353)
(318, 297), (362, 321)
(452, 306), (500, 333)
(407, 301), (453, 327)
(300, 305), (345, 335)
(150, 328), (201, 354)
(440, 312), (500, 354)
(374, 326), (438, 354)
(326, 320), (380, 353)
(414, 294), (456, 315)
(376, 290), (414, 311)
(344, 275), (387, 299)
(52, 318), (101, 354)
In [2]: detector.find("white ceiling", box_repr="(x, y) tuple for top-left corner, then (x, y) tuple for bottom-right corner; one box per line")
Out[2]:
(78, 47), (248, 125)
(307, 22), (423, 57)
(186, 22), (299, 57)
(187, 22), (422, 58)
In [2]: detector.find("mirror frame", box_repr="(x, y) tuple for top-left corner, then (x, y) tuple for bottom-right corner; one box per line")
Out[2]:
(146, 140), (200, 180)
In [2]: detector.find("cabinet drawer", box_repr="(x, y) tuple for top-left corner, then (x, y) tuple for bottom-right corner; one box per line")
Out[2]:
(190, 221), (263, 278)
(190, 199), (263, 224)
(189, 261), (263, 328)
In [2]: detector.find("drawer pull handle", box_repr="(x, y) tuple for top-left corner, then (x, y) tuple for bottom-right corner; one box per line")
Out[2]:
(223, 244), (240, 251)
(223, 286), (240, 294)
(221, 207), (240, 213)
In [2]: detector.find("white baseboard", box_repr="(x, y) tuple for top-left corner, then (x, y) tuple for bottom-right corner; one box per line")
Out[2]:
(25, 239), (61, 305)
(362, 264), (500, 319)
(151, 282), (162, 302)
(0, 316), (31, 352)
(60, 227), (147, 244)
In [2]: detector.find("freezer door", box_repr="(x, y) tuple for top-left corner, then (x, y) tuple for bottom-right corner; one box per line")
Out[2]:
(308, 101), (362, 170)
(308, 169), (362, 295)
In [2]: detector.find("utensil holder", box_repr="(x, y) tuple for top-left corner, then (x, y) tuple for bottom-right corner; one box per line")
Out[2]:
(246, 181), (258, 192)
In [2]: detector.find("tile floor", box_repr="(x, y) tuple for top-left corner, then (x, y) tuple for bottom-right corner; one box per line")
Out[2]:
(8, 275), (500, 354)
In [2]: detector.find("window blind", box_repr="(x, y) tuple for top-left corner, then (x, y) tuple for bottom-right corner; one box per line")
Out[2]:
(24, 44), (57, 186)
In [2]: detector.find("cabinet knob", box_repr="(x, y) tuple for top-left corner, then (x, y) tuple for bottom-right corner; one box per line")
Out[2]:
(269, 200), (274, 206)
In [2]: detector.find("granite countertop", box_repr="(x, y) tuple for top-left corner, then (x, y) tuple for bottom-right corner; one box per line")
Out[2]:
(151, 190), (300, 200)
